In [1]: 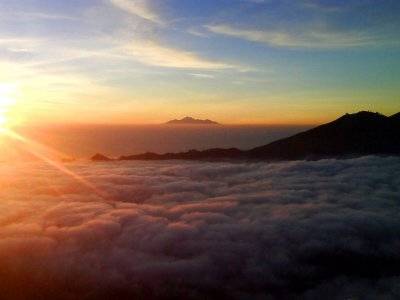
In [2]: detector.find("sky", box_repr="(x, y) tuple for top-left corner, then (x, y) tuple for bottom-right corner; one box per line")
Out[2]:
(0, 0), (399, 125)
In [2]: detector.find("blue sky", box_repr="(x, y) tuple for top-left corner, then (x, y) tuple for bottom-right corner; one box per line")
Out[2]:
(0, 0), (399, 124)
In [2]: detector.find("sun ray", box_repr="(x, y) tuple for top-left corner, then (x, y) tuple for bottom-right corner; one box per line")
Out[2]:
(1, 128), (113, 203)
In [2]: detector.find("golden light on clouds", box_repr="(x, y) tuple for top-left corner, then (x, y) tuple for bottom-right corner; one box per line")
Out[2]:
(126, 40), (234, 69)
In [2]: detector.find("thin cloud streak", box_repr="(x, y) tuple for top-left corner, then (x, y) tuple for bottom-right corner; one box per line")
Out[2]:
(189, 73), (215, 79)
(206, 24), (386, 49)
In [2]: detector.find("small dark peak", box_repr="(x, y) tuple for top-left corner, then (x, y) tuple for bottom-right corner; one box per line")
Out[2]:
(333, 111), (387, 127)
(166, 116), (219, 125)
(91, 153), (112, 161)
(355, 111), (386, 118)
(338, 111), (386, 121)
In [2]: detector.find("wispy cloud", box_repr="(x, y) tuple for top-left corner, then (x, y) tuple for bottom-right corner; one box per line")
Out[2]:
(301, 0), (345, 13)
(0, 38), (42, 47)
(242, 0), (268, 3)
(189, 73), (215, 79)
(109, 0), (162, 24)
(125, 40), (234, 70)
(0, 37), (44, 56)
(206, 24), (384, 49)
(186, 28), (209, 38)
(14, 12), (76, 20)
(0, 9), (76, 22)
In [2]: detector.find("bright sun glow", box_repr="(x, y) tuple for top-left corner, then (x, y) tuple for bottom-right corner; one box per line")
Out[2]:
(0, 106), (9, 129)
(0, 113), (6, 127)
(0, 84), (17, 128)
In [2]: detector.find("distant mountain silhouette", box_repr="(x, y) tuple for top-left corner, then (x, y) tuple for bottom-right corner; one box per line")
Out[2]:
(92, 111), (400, 162)
(166, 116), (219, 125)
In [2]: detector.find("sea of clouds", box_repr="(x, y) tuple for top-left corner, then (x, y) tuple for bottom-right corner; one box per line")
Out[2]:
(0, 156), (399, 299)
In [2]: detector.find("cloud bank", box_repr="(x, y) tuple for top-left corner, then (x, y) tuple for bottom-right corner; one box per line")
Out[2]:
(0, 156), (400, 299)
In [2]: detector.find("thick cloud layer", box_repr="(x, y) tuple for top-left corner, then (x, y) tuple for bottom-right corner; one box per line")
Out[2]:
(0, 156), (400, 299)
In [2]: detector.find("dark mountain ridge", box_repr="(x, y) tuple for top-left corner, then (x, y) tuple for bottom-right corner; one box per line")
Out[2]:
(92, 111), (400, 162)
(248, 111), (400, 160)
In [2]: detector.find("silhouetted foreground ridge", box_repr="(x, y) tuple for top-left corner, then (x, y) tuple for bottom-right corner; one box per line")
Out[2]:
(92, 111), (400, 162)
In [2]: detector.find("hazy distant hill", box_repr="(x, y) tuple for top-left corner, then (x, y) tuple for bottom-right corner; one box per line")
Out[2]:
(92, 111), (400, 161)
(91, 153), (112, 161)
(166, 116), (219, 125)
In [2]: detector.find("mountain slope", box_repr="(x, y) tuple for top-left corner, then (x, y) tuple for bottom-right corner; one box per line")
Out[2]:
(390, 112), (400, 122)
(247, 111), (400, 159)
